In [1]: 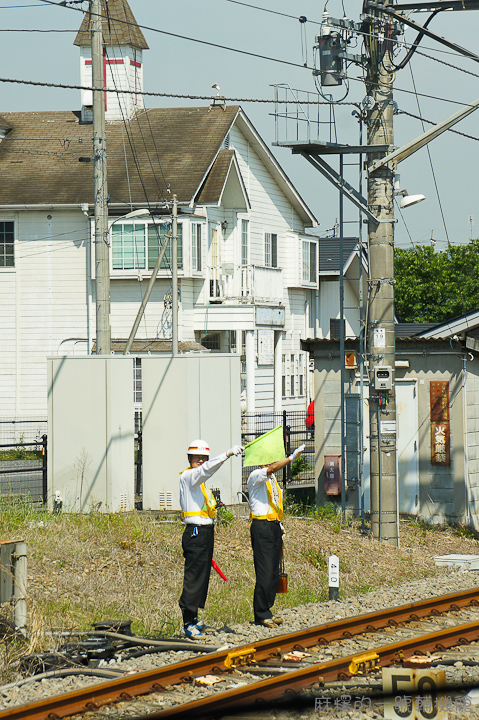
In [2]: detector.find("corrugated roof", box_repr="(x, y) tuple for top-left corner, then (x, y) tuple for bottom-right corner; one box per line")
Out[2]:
(0, 106), (238, 206)
(74, 0), (148, 50)
(395, 322), (438, 338)
(301, 335), (457, 349)
(93, 339), (207, 352)
(318, 237), (362, 273)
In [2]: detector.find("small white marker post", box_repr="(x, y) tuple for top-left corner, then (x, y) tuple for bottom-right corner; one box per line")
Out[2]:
(328, 554), (339, 601)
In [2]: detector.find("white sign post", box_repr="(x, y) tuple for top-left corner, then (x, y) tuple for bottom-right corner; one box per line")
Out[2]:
(328, 554), (339, 601)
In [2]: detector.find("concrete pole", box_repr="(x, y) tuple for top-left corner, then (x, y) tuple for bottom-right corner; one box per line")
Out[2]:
(366, 0), (398, 545)
(172, 195), (178, 355)
(274, 330), (282, 412)
(92, 0), (110, 355)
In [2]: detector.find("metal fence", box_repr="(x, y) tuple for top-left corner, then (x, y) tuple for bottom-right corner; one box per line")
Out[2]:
(0, 434), (47, 505)
(241, 411), (315, 492)
(0, 418), (47, 445)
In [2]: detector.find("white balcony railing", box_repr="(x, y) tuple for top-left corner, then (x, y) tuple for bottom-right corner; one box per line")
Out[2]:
(240, 265), (283, 304)
(208, 264), (283, 304)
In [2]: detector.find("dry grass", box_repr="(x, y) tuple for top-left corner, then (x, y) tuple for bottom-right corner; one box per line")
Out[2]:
(0, 496), (478, 681)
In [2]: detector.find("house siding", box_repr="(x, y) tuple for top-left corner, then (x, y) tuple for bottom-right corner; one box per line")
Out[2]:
(13, 211), (90, 417)
(1, 110), (319, 429)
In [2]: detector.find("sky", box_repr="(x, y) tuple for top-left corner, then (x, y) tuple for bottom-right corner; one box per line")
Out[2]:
(0, 0), (478, 250)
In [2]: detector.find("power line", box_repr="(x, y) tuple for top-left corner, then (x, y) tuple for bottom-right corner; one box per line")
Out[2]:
(398, 110), (479, 142)
(222, 0), (317, 23)
(36, 0), (317, 71)
(37, 0), (479, 65)
(0, 28), (76, 31)
(0, 71), (475, 111)
(409, 63), (451, 246)
(29, 0), (479, 107)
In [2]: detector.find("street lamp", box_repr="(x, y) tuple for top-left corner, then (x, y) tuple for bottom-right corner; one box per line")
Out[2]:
(109, 208), (150, 235)
(393, 176), (426, 209)
(396, 190), (426, 209)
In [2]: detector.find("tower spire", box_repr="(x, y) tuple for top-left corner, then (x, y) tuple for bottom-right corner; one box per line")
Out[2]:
(75, 0), (148, 121)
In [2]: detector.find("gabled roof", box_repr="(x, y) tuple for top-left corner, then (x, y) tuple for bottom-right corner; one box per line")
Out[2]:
(74, 0), (148, 50)
(318, 237), (367, 275)
(195, 149), (235, 205)
(0, 106), (316, 225)
(196, 150), (250, 209)
(0, 106), (238, 206)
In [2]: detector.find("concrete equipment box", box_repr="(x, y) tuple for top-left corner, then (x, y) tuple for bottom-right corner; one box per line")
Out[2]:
(141, 354), (241, 511)
(47, 356), (135, 512)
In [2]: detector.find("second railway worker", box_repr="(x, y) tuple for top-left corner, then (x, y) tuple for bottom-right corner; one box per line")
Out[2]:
(247, 442), (305, 628)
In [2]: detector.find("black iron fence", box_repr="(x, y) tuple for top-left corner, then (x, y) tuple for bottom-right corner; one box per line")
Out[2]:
(0, 434), (47, 505)
(0, 414), (313, 507)
(241, 410), (315, 492)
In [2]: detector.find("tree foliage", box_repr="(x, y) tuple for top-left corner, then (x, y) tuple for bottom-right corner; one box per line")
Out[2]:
(394, 241), (479, 323)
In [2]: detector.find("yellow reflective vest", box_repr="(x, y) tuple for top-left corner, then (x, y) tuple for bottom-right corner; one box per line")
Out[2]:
(247, 469), (283, 521)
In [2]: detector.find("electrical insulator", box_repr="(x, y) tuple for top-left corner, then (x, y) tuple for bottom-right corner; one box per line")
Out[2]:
(318, 33), (344, 86)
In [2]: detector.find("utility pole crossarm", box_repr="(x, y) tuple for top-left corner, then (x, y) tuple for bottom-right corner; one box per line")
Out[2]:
(391, 0), (479, 11)
(366, 1), (479, 61)
(300, 152), (381, 224)
(369, 97), (479, 173)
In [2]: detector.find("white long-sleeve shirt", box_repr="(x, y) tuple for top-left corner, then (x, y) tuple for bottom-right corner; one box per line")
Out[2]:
(247, 467), (283, 521)
(179, 452), (229, 525)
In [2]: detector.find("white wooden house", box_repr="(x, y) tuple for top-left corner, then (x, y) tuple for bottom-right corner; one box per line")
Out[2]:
(0, 0), (321, 431)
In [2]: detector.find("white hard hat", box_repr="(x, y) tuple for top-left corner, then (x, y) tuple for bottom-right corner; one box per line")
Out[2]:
(187, 439), (210, 458)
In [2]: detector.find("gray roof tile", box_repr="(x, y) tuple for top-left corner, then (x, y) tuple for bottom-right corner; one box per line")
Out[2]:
(74, 0), (148, 50)
(0, 106), (239, 206)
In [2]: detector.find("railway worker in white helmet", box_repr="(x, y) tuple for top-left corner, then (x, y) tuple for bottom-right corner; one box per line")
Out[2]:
(179, 438), (243, 639)
(247, 442), (305, 628)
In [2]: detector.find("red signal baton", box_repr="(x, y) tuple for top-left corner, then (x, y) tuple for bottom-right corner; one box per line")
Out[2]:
(212, 559), (227, 581)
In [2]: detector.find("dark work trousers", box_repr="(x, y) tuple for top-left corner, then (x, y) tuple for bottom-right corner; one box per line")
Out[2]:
(250, 519), (283, 622)
(178, 524), (214, 627)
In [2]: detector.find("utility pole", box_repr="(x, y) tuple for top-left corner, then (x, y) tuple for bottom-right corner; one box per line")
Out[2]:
(92, 0), (110, 355)
(172, 194), (178, 355)
(366, 0), (398, 545)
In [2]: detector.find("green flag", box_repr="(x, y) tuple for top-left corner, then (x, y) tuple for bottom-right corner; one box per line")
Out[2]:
(243, 426), (286, 467)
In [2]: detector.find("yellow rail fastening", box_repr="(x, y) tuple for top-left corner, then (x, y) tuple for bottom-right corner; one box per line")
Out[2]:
(349, 651), (380, 675)
(224, 646), (257, 669)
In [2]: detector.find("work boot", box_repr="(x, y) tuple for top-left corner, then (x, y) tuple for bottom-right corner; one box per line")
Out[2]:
(254, 618), (275, 628)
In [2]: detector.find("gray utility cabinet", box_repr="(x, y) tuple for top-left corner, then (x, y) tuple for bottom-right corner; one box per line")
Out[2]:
(141, 354), (242, 511)
(47, 356), (135, 512)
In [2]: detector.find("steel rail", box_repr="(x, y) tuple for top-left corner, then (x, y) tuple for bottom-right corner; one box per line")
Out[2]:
(1, 586), (478, 720)
(144, 618), (479, 719)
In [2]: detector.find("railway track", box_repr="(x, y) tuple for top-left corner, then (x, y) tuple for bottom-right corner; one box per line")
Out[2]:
(2, 586), (479, 720)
